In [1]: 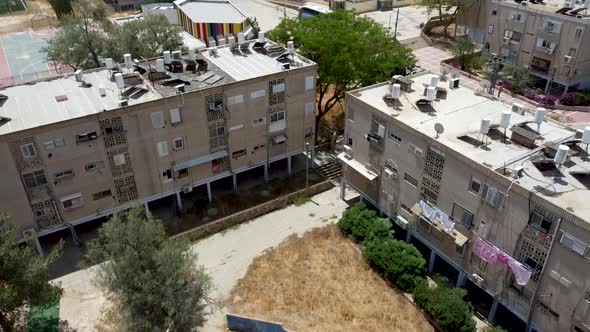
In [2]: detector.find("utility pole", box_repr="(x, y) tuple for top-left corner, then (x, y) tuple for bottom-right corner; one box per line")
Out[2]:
(487, 53), (503, 95)
(305, 142), (310, 189)
(393, 9), (399, 40)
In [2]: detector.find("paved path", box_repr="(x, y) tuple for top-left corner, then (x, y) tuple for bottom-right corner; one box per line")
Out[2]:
(54, 186), (354, 332)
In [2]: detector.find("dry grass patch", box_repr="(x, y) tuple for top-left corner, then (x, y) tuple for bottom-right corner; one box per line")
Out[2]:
(226, 224), (434, 332)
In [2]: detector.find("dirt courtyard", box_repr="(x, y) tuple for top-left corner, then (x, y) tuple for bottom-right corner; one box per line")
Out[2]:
(226, 224), (434, 332)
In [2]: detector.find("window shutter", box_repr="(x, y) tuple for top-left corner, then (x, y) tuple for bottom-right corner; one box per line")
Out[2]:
(481, 184), (489, 200)
(169, 108), (181, 124)
(305, 76), (314, 90)
(151, 112), (164, 128)
(305, 102), (314, 116)
(536, 38), (544, 48)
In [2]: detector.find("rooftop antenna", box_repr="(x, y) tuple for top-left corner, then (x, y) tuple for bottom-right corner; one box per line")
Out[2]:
(500, 110), (512, 142)
(582, 126), (590, 155)
(391, 83), (401, 107)
(434, 122), (445, 139)
(534, 107), (546, 132)
(478, 118), (491, 146)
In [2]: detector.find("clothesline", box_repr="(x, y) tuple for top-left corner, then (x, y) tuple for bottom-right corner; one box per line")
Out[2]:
(418, 200), (455, 235)
(473, 237), (533, 285)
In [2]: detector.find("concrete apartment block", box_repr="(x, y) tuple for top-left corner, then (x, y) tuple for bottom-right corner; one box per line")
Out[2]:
(462, 0), (590, 94)
(0, 39), (317, 248)
(341, 72), (590, 332)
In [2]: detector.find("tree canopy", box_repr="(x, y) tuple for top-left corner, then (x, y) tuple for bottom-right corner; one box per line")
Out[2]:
(43, 7), (182, 70)
(84, 207), (212, 331)
(0, 214), (62, 332)
(418, 0), (478, 36)
(268, 10), (415, 140)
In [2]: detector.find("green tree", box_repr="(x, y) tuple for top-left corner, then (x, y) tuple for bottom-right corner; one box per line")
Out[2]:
(413, 280), (476, 332)
(106, 15), (182, 63)
(452, 39), (475, 64)
(363, 237), (426, 291)
(47, 0), (73, 19)
(268, 10), (415, 141)
(338, 202), (393, 242)
(84, 207), (213, 331)
(0, 214), (62, 332)
(418, 0), (477, 36)
(499, 63), (531, 94)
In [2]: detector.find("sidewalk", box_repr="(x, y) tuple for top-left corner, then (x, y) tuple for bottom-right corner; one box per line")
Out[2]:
(53, 186), (355, 332)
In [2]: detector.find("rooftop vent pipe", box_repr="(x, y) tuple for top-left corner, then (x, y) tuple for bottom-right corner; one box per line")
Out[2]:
(188, 48), (196, 61)
(124, 53), (133, 69)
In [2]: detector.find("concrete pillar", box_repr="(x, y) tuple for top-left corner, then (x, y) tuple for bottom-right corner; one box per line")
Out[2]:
(287, 155), (292, 175)
(264, 164), (269, 182)
(405, 231), (412, 243)
(488, 296), (500, 323)
(340, 177), (346, 200)
(144, 202), (151, 218)
(428, 250), (436, 273)
(564, 85), (570, 95)
(310, 145), (315, 168)
(34, 236), (44, 256)
(207, 182), (212, 202)
(456, 271), (466, 288)
(232, 174), (238, 192)
(176, 192), (183, 211)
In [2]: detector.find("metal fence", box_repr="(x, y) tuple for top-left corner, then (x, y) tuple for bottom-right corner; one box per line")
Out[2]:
(0, 66), (74, 88)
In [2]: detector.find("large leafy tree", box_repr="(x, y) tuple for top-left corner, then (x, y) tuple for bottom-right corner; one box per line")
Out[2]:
(47, 0), (73, 19)
(84, 207), (212, 331)
(419, 0), (477, 36)
(268, 10), (415, 141)
(0, 214), (62, 332)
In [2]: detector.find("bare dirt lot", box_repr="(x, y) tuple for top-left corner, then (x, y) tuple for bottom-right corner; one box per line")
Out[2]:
(226, 224), (434, 332)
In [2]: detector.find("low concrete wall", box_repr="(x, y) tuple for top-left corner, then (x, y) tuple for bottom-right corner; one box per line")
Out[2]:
(172, 180), (334, 242)
(226, 314), (288, 332)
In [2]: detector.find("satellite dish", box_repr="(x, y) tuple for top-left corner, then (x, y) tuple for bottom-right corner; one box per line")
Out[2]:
(480, 79), (491, 89)
(434, 122), (445, 138)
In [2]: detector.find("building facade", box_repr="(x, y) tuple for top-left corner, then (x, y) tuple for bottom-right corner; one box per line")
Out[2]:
(462, 0), (590, 94)
(0, 39), (316, 248)
(341, 72), (590, 332)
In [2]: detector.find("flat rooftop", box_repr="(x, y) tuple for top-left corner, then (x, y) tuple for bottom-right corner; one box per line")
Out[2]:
(0, 40), (314, 136)
(174, 0), (247, 24)
(495, 0), (590, 20)
(349, 72), (590, 221)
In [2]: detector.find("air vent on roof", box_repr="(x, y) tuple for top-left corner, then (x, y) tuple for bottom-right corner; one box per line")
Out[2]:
(55, 95), (68, 102)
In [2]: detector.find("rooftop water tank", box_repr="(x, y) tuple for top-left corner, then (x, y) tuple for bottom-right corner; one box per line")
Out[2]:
(534, 107), (546, 125)
(391, 83), (401, 99)
(114, 73), (125, 90)
(287, 41), (295, 54)
(105, 58), (114, 69)
(188, 48), (196, 61)
(582, 126), (590, 144)
(156, 59), (165, 72)
(258, 31), (265, 43)
(480, 118), (491, 134)
(500, 110), (512, 129)
(554, 145), (569, 165)
(430, 75), (439, 87)
(426, 86), (436, 101)
(163, 51), (171, 64)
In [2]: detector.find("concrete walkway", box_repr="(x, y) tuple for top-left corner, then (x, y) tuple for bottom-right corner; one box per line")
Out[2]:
(53, 186), (354, 331)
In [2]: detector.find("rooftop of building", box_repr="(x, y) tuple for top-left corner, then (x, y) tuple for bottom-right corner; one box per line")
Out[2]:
(348, 72), (590, 222)
(495, 0), (590, 20)
(173, 0), (247, 24)
(0, 39), (314, 136)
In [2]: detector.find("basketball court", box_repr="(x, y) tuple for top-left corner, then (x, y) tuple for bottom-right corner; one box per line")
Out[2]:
(0, 28), (70, 87)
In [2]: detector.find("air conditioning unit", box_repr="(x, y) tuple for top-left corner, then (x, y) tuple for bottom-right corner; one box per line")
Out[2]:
(182, 186), (193, 194)
(449, 77), (460, 89)
(384, 168), (398, 179)
(503, 37), (510, 44)
(472, 273), (485, 286)
(564, 55), (573, 63)
(396, 215), (409, 229)
(512, 103), (525, 115)
(547, 48), (554, 55)
(520, 0), (529, 6)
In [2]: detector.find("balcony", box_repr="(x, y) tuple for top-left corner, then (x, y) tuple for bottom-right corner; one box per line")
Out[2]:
(26, 184), (52, 202)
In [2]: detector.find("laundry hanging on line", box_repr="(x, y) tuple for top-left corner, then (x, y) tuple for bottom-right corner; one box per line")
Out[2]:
(472, 237), (532, 285)
(418, 200), (455, 235)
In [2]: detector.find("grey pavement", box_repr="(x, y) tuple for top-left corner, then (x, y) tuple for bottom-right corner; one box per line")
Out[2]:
(362, 6), (431, 41)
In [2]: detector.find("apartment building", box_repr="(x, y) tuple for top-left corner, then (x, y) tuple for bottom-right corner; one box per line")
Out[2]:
(462, 0), (590, 94)
(341, 72), (590, 332)
(0, 36), (317, 249)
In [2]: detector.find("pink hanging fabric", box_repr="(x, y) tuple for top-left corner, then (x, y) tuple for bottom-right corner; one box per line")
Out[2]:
(497, 253), (510, 265)
(473, 237), (499, 264)
(508, 258), (532, 285)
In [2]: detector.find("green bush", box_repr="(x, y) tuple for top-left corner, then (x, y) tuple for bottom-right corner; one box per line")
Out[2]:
(464, 55), (484, 72)
(574, 91), (590, 106)
(413, 280), (477, 332)
(363, 237), (426, 291)
(338, 202), (393, 241)
(483, 327), (508, 332)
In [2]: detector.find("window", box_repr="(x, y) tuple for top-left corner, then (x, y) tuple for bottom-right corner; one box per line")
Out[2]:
(563, 66), (571, 77)
(469, 176), (482, 194)
(76, 131), (97, 143)
(229, 124), (244, 132)
(253, 144), (266, 151)
(491, 9), (497, 15)
(151, 112), (165, 128)
(408, 143), (423, 158)
(400, 203), (413, 215)
(173, 138), (184, 150)
(305, 127), (312, 138)
(22, 170), (48, 190)
(227, 94), (244, 105)
(20, 143), (36, 158)
(43, 138), (65, 150)
(272, 83), (285, 93)
(169, 108), (182, 124)
(452, 203), (474, 226)
(389, 132), (401, 143)
(488, 25), (494, 34)
(270, 110), (285, 123)
(347, 107), (355, 121)
(575, 27), (583, 39)
(61, 193), (83, 210)
(177, 168), (189, 178)
(481, 184), (505, 208)
(404, 173), (419, 187)
(232, 149), (246, 158)
(305, 75), (315, 90)
(504, 29), (522, 42)
(540, 39), (555, 50)
(560, 231), (588, 256)
(511, 12), (522, 21)
(157, 142), (168, 157)
(529, 212), (552, 233)
(471, 254), (488, 272)
(542, 20), (561, 33)
(253, 117), (266, 126)
(251, 89), (266, 99)
(54, 169), (74, 180)
(347, 137), (353, 146)
(92, 189), (112, 200)
(113, 153), (126, 166)
(209, 123), (225, 137)
(568, 47), (577, 57)
(305, 102), (314, 116)
(162, 169), (173, 181)
(85, 161), (105, 171)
